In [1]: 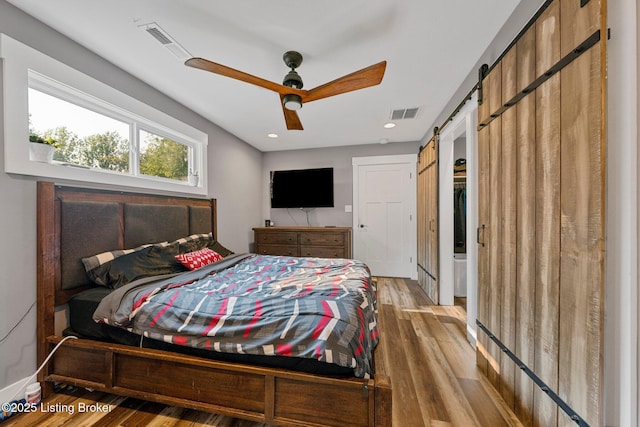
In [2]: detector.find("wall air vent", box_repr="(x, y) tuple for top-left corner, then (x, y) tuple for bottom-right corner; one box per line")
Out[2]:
(390, 107), (420, 120)
(139, 22), (191, 60)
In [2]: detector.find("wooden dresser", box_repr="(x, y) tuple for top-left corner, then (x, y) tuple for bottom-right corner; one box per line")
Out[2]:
(253, 226), (352, 259)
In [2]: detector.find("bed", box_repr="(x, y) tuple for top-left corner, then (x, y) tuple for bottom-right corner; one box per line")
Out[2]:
(36, 181), (392, 427)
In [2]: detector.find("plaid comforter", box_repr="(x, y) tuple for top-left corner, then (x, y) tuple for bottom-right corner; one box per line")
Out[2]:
(93, 254), (378, 377)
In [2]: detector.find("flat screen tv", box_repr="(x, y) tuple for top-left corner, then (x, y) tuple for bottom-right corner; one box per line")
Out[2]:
(270, 167), (334, 208)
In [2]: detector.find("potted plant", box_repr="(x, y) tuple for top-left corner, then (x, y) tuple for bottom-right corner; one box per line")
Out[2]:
(188, 169), (199, 186)
(29, 132), (58, 163)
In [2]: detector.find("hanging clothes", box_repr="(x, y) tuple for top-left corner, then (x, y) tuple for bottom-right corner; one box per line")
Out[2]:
(454, 182), (466, 253)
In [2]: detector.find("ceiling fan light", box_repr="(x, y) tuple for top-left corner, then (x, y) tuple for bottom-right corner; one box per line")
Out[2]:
(283, 94), (303, 111)
(283, 70), (304, 89)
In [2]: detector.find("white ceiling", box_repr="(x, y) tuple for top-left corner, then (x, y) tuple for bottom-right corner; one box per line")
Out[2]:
(8, 0), (521, 152)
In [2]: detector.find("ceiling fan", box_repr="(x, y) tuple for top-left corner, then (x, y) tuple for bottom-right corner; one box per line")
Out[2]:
(185, 51), (386, 130)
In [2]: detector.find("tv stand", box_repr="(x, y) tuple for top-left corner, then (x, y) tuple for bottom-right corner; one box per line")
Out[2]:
(253, 226), (352, 258)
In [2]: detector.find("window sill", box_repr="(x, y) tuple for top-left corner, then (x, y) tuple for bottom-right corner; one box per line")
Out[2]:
(8, 157), (207, 197)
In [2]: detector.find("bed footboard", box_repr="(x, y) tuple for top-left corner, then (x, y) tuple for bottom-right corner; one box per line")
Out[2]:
(44, 336), (391, 427)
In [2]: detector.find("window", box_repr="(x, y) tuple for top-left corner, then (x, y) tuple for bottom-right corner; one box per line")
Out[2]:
(139, 130), (189, 182)
(1, 33), (207, 195)
(28, 87), (131, 172)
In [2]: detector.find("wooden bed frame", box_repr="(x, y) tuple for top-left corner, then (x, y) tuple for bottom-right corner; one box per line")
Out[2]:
(36, 181), (392, 427)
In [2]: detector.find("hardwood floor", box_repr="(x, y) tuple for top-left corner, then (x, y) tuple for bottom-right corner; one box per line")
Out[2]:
(7, 277), (521, 426)
(377, 278), (520, 427)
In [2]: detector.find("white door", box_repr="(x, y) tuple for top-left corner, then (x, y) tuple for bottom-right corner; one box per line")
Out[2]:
(352, 155), (416, 278)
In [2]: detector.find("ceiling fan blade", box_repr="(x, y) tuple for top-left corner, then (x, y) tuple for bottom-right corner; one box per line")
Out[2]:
(186, 57), (304, 96)
(280, 95), (303, 130)
(302, 61), (387, 103)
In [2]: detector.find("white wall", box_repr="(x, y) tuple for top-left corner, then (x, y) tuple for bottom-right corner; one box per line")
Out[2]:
(637, 2), (640, 419)
(0, 0), (263, 397)
(605, 0), (639, 425)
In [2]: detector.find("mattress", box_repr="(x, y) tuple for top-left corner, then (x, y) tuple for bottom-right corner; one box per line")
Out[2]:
(66, 276), (355, 376)
(94, 254), (378, 377)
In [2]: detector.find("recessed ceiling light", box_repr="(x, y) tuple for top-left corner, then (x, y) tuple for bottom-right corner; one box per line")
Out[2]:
(383, 122), (396, 129)
(267, 133), (279, 138)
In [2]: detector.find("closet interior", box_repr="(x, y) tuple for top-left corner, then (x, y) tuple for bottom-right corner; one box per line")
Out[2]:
(453, 136), (466, 302)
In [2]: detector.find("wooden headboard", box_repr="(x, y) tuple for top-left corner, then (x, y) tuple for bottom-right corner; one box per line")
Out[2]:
(36, 181), (217, 367)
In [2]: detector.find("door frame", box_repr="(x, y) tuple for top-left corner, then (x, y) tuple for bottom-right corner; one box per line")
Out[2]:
(438, 92), (478, 343)
(352, 154), (417, 279)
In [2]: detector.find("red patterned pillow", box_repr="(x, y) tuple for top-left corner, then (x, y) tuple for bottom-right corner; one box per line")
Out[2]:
(175, 248), (222, 270)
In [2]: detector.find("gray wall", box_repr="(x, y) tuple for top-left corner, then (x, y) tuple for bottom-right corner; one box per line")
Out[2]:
(0, 0), (262, 392)
(262, 142), (420, 231)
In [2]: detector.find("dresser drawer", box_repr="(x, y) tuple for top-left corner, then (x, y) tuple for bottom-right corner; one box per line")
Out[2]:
(252, 227), (351, 259)
(299, 232), (345, 246)
(300, 246), (345, 259)
(255, 231), (298, 245)
(256, 244), (299, 257)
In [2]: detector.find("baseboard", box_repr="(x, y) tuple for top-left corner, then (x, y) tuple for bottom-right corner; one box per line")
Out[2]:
(466, 323), (477, 349)
(0, 376), (30, 404)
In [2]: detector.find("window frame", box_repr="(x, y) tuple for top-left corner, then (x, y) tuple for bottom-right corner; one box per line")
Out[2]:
(1, 33), (208, 195)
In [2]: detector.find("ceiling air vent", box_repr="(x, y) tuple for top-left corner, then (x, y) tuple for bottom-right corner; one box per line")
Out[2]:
(139, 22), (191, 60)
(390, 107), (420, 120)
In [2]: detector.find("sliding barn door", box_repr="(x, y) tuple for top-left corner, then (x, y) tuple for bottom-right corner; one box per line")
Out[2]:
(475, 0), (606, 426)
(417, 137), (438, 302)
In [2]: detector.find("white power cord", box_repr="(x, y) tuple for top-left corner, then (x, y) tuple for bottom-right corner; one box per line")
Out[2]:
(8, 335), (78, 402)
(301, 208), (313, 226)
